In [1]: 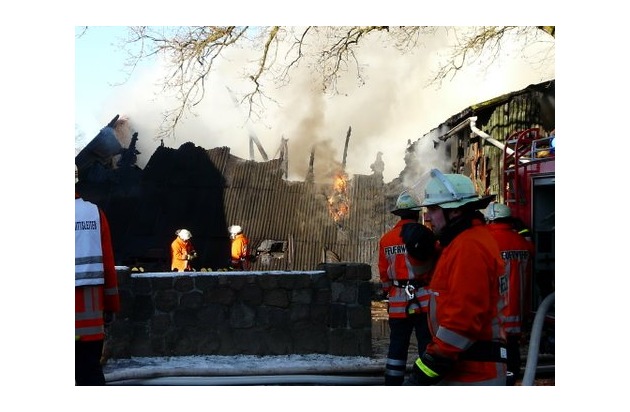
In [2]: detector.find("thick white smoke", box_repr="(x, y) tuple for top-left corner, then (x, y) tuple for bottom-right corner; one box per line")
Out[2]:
(83, 27), (554, 184)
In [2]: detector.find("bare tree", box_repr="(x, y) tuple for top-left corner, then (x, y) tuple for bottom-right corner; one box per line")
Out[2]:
(78, 26), (554, 138)
(428, 26), (555, 87)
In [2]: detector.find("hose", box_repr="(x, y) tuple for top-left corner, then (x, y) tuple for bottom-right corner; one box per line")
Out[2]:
(521, 292), (555, 386)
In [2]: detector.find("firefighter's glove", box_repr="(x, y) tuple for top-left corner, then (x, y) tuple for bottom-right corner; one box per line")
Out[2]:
(406, 352), (453, 386)
(401, 223), (436, 261)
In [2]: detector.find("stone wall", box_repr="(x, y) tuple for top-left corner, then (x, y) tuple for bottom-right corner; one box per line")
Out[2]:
(106, 263), (373, 358)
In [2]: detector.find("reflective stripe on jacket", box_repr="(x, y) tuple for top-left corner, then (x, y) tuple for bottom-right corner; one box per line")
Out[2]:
(426, 220), (507, 384)
(75, 194), (120, 342)
(486, 222), (534, 335)
(378, 219), (434, 318)
(75, 198), (104, 287)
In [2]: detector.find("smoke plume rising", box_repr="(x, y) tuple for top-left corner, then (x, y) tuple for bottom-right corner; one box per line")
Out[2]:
(85, 27), (555, 185)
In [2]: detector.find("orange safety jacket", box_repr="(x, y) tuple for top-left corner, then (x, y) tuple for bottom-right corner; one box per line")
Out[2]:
(486, 222), (534, 336)
(75, 194), (120, 342)
(230, 233), (249, 268)
(425, 219), (507, 385)
(171, 237), (195, 271)
(378, 219), (434, 318)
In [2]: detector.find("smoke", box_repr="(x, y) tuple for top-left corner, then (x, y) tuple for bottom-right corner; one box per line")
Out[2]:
(87, 27), (554, 184)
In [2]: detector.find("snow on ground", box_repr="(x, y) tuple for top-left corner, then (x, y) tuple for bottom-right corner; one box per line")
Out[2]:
(104, 354), (384, 381)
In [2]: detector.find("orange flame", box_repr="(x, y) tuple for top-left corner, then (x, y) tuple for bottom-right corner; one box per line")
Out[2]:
(327, 172), (350, 222)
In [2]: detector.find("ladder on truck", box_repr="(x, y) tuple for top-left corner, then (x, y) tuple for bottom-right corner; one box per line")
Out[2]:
(502, 128), (555, 222)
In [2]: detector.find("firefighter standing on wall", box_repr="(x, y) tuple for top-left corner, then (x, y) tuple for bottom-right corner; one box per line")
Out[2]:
(406, 169), (507, 386)
(170, 229), (197, 271)
(378, 191), (436, 385)
(75, 165), (120, 385)
(229, 225), (250, 270)
(484, 202), (534, 385)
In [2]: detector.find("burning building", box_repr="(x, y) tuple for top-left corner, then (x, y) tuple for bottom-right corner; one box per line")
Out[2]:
(75, 79), (554, 286)
(76, 119), (387, 277)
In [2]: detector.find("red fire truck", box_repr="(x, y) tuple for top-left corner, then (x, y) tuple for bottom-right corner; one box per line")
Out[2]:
(502, 128), (555, 325)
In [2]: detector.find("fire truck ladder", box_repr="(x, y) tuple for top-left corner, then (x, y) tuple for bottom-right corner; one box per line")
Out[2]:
(502, 128), (554, 208)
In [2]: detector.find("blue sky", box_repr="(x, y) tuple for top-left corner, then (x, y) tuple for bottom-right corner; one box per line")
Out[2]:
(75, 26), (153, 147)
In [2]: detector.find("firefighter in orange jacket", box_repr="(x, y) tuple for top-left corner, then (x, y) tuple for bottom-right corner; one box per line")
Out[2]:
(406, 169), (507, 386)
(229, 225), (250, 270)
(484, 202), (534, 385)
(75, 165), (120, 385)
(171, 229), (196, 271)
(379, 191), (436, 385)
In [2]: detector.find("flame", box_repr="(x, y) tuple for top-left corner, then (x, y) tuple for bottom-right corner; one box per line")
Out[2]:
(327, 171), (350, 222)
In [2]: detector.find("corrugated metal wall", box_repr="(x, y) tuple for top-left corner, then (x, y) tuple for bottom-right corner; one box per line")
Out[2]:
(211, 148), (387, 277)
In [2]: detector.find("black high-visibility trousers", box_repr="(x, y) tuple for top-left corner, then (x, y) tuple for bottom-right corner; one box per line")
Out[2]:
(76, 340), (106, 386)
(384, 313), (431, 385)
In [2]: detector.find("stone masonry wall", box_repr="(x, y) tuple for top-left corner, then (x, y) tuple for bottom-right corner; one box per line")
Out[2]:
(106, 263), (373, 358)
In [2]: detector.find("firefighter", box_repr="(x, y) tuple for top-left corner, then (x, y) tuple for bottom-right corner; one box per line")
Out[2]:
(484, 201), (534, 385)
(229, 225), (250, 270)
(379, 191), (436, 385)
(75, 165), (120, 385)
(170, 229), (197, 271)
(406, 169), (507, 386)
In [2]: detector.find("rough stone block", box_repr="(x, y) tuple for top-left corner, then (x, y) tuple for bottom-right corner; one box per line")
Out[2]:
(263, 289), (289, 308)
(174, 275), (195, 292)
(329, 303), (348, 328)
(131, 295), (154, 321)
(154, 290), (178, 312)
(291, 288), (313, 304)
(239, 284), (264, 305)
(180, 291), (203, 309)
(229, 302), (256, 328)
(205, 287), (235, 305)
(347, 305), (372, 329)
(358, 282), (373, 306)
(173, 308), (200, 328)
(150, 276), (174, 291)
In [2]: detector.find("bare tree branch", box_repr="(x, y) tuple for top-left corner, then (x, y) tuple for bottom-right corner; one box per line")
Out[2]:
(104, 26), (553, 139)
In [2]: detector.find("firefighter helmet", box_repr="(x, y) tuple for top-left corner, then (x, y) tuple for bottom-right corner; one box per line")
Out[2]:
(390, 191), (421, 215)
(228, 225), (243, 235)
(176, 229), (192, 240)
(484, 202), (512, 221)
(418, 169), (495, 210)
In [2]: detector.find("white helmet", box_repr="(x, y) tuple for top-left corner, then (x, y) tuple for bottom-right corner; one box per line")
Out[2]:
(228, 225), (243, 235)
(391, 191), (420, 215)
(484, 202), (512, 221)
(418, 169), (494, 210)
(176, 229), (192, 240)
